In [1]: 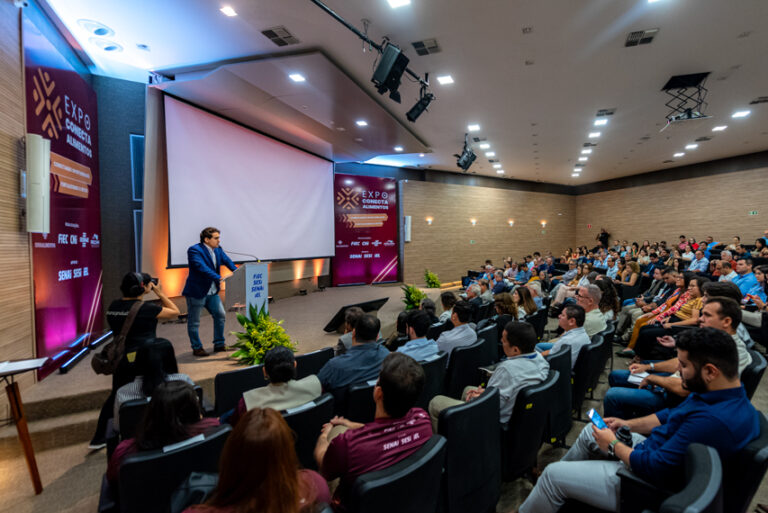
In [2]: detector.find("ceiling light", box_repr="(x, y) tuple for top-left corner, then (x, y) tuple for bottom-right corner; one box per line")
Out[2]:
(436, 75), (454, 85)
(712, 125), (727, 131)
(485, 152), (496, 157)
(685, 144), (698, 150)
(89, 38), (123, 52)
(581, 149), (592, 154)
(467, 124), (480, 132)
(355, 120), (368, 127)
(394, 146), (404, 152)
(578, 157), (588, 162)
(406, 92), (435, 122)
(594, 119), (608, 126)
(497, 169), (505, 174)
(387, 0), (411, 7)
(288, 73), (306, 82)
(78, 19), (115, 37)
(479, 143), (490, 149)
(674, 152), (685, 157)
(573, 168), (582, 173)
(588, 132), (601, 138)
(220, 6), (238, 16)
(493, 164), (502, 169)
(648, 0), (661, 3)
(571, 173), (580, 177)
(732, 110), (751, 118)
(419, 153), (425, 157)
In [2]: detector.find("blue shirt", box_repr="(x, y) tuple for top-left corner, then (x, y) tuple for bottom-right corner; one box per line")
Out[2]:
(317, 343), (389, 392)
(515, 269), (531, 282)
(687, 256), (709, 273)
(397, 337), (439, 362)
(606, 264), (619, 279)
(629, 386), (760, 487)
(593, 260), (607, 269)
(732, 272), (760, 297)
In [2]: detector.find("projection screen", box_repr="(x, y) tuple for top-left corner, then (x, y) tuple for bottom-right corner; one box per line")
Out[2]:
(164, 96), (335, 266)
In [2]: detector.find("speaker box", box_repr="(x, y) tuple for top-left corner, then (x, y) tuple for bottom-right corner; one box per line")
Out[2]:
(404, 215), (412, 242)
(26, 133), (50, 233)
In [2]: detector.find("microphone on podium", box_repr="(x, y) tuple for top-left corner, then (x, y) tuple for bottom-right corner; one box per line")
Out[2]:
(221, 247), (261, 262)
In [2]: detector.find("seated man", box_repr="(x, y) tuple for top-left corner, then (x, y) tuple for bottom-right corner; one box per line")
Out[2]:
(616, 268), (676, 338)
(314, 352), (432, 512)
(492, 270), (508, 294)
(731, 258), (762, 297)
(436, 301), (478, 363)
(428, 321), (549, 429)
(537, 305), (591, 369)
(577, 284), (607, 336)
(318, 314), (389, 396)
(397, 310), (439, 362)
(464, 283), (484, 312)
(687, 249), (709, 274)
(518, 327), (760, 513)
(478, 278), (494, 303)
(718, 260), (737, 281)
(335, 306), (365, 356)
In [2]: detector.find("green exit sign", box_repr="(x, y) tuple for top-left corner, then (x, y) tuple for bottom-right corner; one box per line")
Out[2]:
(470, 239), (476, 244)
(749, 210), (759, 216)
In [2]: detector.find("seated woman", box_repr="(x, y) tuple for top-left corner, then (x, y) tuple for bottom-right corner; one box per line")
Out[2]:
(228, 346), (322, 425)
(552, 263), (592, 306)
(479, 292), (517, 341)
(752, 238), (767, 258)
(637, 249), (650, 267)
(512, 287), (538, 319)
(184, 408), (330, 513)
(614, 261), (640, 289)
(383, 310), (409, 351)
(90, 272), (180, 449)
(438, 291), (457, 323)
(113, 343), (194, 432)
(107, 381), (219, 485)
(526, 281), (546, 309)
(596, 279), (620, 322)
(681, 243), (695, 261)
(419, 298), (440, 324)
(747, 265), (768, 310)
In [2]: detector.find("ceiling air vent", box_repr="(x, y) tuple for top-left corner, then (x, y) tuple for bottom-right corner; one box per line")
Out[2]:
(695, 136), (712, 142)
(472, 136), (487, 143)
(596, 108), (616, 117)
(662, 159), (674, 163)
(750, 96), (768, 105)
(625, 28), (659, 47)
(411, 38), (441, 56)
(261, 26), (300, 47)
(583, 142), (598, 147)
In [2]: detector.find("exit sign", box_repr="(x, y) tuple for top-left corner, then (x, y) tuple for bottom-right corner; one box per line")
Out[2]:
(749, 210), (759, 216)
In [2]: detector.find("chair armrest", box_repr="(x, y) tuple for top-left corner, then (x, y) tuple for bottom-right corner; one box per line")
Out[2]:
(617, 467), (672, 513)
(98, 474), (118, 513)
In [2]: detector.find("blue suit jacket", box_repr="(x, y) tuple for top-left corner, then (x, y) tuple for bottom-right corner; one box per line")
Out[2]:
(182, 243), (237, 299)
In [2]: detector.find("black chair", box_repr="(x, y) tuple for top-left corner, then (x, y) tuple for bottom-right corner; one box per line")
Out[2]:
(427, 320), (453, 341)
(114, 425), (232, 513)
(118, 397), (151, 441)
(213, 365), (267, 415)
(571, 337), (604, 420)
(444, 340), (491, 399)
(473, 302), (494, 324)
(347, 380), (377, 423)
(415, 351), (448, 410)
(742, 349), (767, 400)
(649, 444), (723, 513)
(526, 310), (548, 341)
(348, 435), (447, 513)
(501, 370), (558, 481)
(476, 325), (499, 365)
(544, 345), (572, 445)
(620, 282), (643, 301)
(295, 347), (334, 379)
(438, 387), (501, 513)
(282, 393), (334, 471)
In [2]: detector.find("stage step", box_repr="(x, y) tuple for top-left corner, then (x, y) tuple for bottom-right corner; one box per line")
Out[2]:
(0, 409), (99, 460)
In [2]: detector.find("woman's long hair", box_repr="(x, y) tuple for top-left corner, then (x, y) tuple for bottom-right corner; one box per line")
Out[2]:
(494, 292), (519, 319)
(136, 381), (202, 451)
(516, 287), (538, 316)
(596, 279), (620, 315)
(203, 408), (314, 513)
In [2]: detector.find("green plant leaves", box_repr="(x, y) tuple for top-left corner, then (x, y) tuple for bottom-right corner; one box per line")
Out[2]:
(401, 284), (428, 310)
(229, 303), (296, 365)
(424, 269), (441, 288)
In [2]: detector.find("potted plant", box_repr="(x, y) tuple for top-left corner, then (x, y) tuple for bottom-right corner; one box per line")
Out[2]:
(401, 284), (428, 310)
(424, 269), (441, 288)
(230, 303), (296, 366)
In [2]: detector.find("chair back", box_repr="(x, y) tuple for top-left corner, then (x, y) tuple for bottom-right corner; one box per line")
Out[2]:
(501, 370), (558, 480)
(349, 435), (447, 513)
(438, 387), (501, 513)
(741, 350), (767, 400)
(544, 345), (572, 444)
(213, 365), (266, 415)
(572, 336), (604, 416)
(721, 412), (768, 513)
(473, 302), (494, 324)
(444, 339), (490, 399)
(347, 380), (377, 423)
(118, 425), (232, 513)
(526, 309), (548, 340)
(427, 320), (453, 341)
(476, 325), (499, 365)
(282, 393), (334, 470)
(118, 398), (151, 441)
(295, 347), (334, 379)
(657, 443), (723, 513)
(415, 352), (448, 410)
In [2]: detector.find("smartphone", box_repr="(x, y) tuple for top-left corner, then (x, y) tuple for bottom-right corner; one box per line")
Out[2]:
(587, 408), (607, 430)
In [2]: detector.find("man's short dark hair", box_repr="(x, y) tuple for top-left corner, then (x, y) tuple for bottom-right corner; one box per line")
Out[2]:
(354, 314), (380, 343)
(440, 291), (457, 310)
(379, 352), (425, 418)
(533, 252), (541, 257)
(650, 253), (658, 258)
(200, 227), (220, 244)
(702, 281), (742, 303)
(344, 306), (365, 328)
(452, 300), (473, 323)
(742, 258), (754, 268)
(705, 296), (742, 330)
(502, 321), (538, 353)
(563, 304), (586, 327)
(675, 327), (739, 380)
(405, 310), (431, 338)
(264, 346), (295, 383)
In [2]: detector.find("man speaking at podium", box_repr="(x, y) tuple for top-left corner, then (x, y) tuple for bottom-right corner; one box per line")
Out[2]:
(183, 227), (237, 357)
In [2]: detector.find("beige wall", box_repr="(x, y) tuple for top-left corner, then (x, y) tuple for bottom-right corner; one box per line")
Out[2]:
(0, 2), (36, 408)
(401, 180), (576, 284)
(574, 167), (768, 248)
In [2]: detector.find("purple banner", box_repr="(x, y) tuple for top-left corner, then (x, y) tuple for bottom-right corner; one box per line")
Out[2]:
(332, 174), (399, 286)
(23, 14), (103, 378)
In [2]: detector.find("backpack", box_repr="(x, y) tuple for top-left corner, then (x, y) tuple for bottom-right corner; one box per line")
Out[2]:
(91, 301), (142, 375)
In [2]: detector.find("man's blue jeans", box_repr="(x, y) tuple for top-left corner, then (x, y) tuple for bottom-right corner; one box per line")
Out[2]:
(603, 369), (668, 419)
(186, 294), (227, 350)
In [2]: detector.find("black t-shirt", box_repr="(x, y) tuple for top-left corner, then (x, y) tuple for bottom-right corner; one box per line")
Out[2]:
(106, 299), (163, 348)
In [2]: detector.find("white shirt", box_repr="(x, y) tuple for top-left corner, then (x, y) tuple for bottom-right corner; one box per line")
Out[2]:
(205, 243), (218, 295)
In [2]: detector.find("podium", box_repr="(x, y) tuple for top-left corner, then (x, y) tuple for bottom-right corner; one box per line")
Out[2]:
(224, 262), (269, 314)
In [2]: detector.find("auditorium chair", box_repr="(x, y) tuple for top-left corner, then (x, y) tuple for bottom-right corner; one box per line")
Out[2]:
(526, 309), (548, 341)
(348, 435), (447, 513)
(295, 347), (334, 379)
(476, 325), (499, 365)
(544, 345), (572, 446)
(444, 340), (491, 399)
(346, 380), (377, 423)
(473, 302), (494, 324)
(118, 397), (152, 441)
(438, 387), (501, 513)
(427, 320), (453, 341)
(742, 349), (767, 400)
(282, 393), (334, 470)
(415, 351), (448, 410)
(619, 281), (643, 302)
(501, 370), (558, 481)
(99, 424), (232, 513)
(571, 336), (604, 420)
(213, 364), (267, 416)
(596, 323), (616, 382)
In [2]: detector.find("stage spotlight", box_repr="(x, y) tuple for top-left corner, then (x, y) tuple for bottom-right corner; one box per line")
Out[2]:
(454, 133), (476, 171)
(372, 42), (409, 103)
(406, 91), (435, 122)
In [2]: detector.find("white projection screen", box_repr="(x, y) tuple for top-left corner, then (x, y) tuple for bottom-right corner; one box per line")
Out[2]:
(164, 96), (335, 266)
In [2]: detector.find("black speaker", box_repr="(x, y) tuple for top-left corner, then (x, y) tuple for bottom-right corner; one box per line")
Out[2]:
(371, 43), (409, 102)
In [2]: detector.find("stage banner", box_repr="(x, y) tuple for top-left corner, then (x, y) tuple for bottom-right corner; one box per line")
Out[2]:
(332, 174), (399, 286)
(23, 14), (103, 378)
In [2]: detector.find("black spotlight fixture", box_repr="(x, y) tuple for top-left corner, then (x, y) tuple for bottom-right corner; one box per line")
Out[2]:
(372, 42), (409, 103)
(454, 133), (476, 171)
(406, 82), (435, 122)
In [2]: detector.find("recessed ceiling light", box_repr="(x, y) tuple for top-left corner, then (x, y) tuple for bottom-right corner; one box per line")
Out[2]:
(485, 152), (496, 157)
(436, 75), (454, 85)
(674, 152), (685, 157)
(220, 6), (238, 16)
(355, 120), (368, 127)
(78, 19), (115, 37)
(578, 157), (588, 162)
(732, 110), (751, 118)
(648, 0), (661, 3)
(685, 143), (698, 150)
(581, 149), (592, 154)
(588, 132), (601, 138)
(479, 143), (490, 149)
(89, 38), (123, 52)
(419, 153), (425, 157)
(467, 124), (480, 132)
(387, 0), (411, 7)
(394, 146), (404, 152)
(493, 164), (502, 169)
(712, 125), (727, 131)
(497, 169), (505, 174)
(573, 168), (583, 172)
(594, 119), (608, 127)
(288, 73), (306, 82)
(571, 173), (580, 177)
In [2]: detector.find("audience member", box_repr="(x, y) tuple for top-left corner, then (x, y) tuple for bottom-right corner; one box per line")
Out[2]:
(575, 284), (607, 336)
(436, 301), (478, 363)
(513, 287), (538, 318)
(382, 310), (409, 351)
(595, 279), (620, 321)
(687, 249), (709, 274)
(334, 306), (365, 356)
(478, 279), (494, 303)
(732, 258), (763, 299)
(419, 298), (440, 324)
(465, 283), (483, 311)
(537, 305), (591, 369)
(438, 291), (457, 323)
(397, 310), (439, 361)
